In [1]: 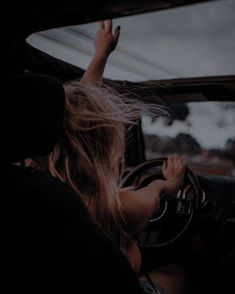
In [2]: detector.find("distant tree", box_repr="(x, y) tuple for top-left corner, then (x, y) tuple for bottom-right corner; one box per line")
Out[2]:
(224, 138), (235, 162)
(208, 138), (235, 163)
(144, 134), (160, 152)
(167, 104), (190, 125)
(163, 133), (201, 154)
(144, 133), (201, 155)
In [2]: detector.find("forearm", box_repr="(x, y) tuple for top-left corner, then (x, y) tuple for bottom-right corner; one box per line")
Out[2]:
(80, 54), (109, 85)
(119, 180), (167, 237)
(80, 20), (120, 85)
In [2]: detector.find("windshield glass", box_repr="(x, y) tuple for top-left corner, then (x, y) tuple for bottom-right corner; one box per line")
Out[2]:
(142, 101), (235, 177)
(28, 0), (235, 81)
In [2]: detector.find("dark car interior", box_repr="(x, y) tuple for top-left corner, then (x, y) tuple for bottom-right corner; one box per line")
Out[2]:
(121, 76), (235, 293)
(2, 0), (234, 293)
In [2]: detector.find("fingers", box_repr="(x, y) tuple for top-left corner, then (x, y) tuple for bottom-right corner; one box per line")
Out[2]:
(100, 19), (113, 31)
(97, 19), (120, 52)
(100, 19), (120, 36)
(168, 154), (186, 164)
(164, 154), (186, 173)
(99, 21), (105, 30)
(106, 19), (113, 32)
(114, 25), (121, 42)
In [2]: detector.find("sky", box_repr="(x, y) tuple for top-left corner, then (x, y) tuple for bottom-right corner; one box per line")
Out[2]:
(28, 0), (235, 81)
(142, 102), (235, 149)
(27, 0), (235, 150)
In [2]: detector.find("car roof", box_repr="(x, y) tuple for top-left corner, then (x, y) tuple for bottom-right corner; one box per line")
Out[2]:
(56, 1), (219, 25)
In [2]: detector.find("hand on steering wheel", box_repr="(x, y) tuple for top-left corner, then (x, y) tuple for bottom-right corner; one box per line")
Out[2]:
(122, 157), (202, 248)
(162, 155), (187, 198)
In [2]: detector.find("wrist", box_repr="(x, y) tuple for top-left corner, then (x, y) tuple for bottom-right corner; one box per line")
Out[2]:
(148, 179), (167, 201)
(93, 51), (110, 60)
(163, 178), (182, 197)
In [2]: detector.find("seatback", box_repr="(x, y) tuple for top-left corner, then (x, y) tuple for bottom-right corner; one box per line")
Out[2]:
(1, 164), (142, 293)
(0, 74), (142, 293)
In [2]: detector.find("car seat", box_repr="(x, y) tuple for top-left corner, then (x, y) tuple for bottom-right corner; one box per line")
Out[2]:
(0, 74), (142, 293)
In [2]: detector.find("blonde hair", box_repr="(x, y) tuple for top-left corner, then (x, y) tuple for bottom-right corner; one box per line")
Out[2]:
(39, 81), (167, 242)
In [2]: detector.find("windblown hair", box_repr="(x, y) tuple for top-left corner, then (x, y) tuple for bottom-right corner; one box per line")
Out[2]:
(39, 81), (168, 242)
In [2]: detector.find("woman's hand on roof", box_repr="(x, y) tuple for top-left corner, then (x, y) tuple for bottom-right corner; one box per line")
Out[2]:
(94, 19), (120, 58)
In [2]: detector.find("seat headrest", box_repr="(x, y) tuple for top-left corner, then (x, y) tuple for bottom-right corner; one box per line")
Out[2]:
(1, 74), (65, 162)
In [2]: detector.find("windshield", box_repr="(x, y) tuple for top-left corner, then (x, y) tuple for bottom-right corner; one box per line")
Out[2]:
(28, 0), (235, 81)
(142, 101), (235, 177)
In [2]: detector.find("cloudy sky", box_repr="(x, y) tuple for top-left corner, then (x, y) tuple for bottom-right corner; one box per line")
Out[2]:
(28, 0), (235, 150)
(142, 102), (235, 149)
(28, 0), (235, 81)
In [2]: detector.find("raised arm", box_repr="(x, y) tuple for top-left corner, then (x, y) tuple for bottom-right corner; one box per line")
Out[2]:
(119, 155), (186, 237)
(80, 20), (120, 85)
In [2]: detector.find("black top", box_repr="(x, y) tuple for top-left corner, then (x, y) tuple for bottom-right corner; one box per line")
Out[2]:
(1, 165), (142, 293)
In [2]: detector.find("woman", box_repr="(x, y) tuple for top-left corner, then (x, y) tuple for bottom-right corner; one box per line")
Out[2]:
(37, 20), (187, 294)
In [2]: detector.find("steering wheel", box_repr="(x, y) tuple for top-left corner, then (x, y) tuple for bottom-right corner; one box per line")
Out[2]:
(121, 158), (203, 248)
